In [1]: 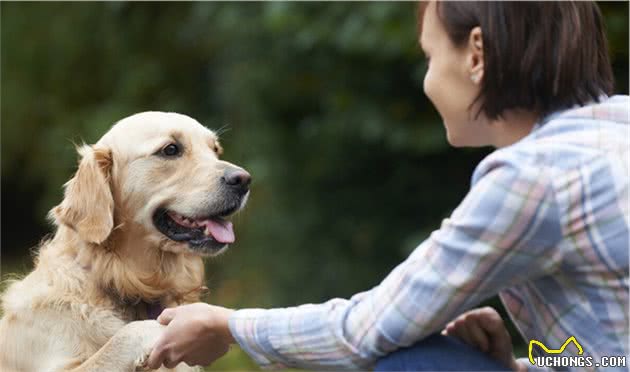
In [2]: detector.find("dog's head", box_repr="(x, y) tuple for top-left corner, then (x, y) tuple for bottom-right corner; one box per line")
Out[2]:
(52, 112), (249, 257)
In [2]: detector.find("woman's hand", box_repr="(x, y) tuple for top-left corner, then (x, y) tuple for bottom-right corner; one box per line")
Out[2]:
(146, 303), (235, 369)
(442, 306), (526, 372)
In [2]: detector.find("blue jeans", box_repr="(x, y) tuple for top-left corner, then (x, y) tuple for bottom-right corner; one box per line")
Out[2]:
(375, 334), (511, 371)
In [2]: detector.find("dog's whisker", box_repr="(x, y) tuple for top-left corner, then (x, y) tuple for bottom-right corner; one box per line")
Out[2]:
(213, 124), (232, 138)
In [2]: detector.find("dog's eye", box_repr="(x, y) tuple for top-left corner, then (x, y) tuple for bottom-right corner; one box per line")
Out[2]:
(161, 143), (181, 157)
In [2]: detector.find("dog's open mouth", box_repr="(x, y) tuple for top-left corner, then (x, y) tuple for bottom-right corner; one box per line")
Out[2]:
(153, 208), (235, 252)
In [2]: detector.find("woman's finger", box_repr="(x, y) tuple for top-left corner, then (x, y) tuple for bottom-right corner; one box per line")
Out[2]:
(449, 318), (475, 346)
(461, 315), (490, 352)
(157, 308), (176, 325)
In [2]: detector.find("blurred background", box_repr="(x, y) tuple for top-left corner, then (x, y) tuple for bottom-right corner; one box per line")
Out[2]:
(1, 2), (628, 370)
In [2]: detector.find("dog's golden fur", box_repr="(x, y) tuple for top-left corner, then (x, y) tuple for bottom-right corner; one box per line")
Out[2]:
(0, 112), (247, 372)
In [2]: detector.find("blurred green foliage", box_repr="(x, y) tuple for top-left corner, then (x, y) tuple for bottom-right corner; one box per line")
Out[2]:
(1, 2), (628, 370)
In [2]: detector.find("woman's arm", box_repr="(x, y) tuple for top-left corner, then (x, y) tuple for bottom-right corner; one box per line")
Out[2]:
(148, 158), (564, 370)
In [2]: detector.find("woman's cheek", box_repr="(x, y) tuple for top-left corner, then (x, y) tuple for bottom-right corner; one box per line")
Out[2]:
(423, 68), (445, 118)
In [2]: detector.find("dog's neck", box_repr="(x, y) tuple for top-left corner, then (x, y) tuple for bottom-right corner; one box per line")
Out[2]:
(49, 225), (206, 312)
(102, 285), (165, 320)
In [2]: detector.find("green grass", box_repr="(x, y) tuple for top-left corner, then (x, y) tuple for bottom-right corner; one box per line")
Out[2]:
(205, 347), (261, 371)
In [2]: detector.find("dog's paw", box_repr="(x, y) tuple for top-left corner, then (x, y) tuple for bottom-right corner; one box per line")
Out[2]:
(134, 353), (153, 372)
(134, 360), (151, 372)
(119, 320), (165, 370)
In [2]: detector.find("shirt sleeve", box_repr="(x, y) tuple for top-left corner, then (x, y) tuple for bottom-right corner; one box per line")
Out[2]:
(228, 157), (565, 370)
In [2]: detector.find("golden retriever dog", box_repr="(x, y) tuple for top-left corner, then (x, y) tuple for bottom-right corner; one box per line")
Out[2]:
(0, 112), (250, 372)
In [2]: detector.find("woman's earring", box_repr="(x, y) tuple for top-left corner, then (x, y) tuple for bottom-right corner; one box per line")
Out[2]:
(470, 73), (481, 84)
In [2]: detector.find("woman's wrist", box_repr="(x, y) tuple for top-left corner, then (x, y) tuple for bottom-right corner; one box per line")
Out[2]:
(206, 304), (236, 344)
(222, 308), (236, 344)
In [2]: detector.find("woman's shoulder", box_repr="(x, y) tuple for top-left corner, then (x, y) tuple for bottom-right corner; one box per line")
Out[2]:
(470, 147), (547, 188)
(534, 95), (629, 141)
(550, 94), (630, 126)
(476, 95), (629, 180)
(471, 96), (629, 203)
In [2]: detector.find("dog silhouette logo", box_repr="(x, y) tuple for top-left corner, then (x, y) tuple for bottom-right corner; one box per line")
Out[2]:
(528, 336), (584, 365)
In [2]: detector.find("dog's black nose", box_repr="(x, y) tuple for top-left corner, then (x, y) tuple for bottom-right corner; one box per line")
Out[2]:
(222, 168), (251, 194)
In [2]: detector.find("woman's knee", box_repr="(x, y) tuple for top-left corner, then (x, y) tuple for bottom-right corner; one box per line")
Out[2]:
(375, 334), (510, 371)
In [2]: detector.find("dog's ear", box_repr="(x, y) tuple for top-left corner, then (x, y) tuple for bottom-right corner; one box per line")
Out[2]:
(51, 144), (114, 244)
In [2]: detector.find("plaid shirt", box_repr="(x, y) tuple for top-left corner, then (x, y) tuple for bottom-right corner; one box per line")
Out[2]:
(229, 95), (629, 371)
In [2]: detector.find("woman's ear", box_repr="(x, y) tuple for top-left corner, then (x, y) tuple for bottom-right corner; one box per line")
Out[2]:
(468, 26), (484, 84)
(51, 144), (114, 244)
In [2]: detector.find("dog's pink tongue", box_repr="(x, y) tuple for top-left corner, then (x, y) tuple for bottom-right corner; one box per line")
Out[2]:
(199, 219), (235, 244)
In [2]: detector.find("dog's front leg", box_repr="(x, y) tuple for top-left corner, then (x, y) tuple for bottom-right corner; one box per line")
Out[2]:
(66, 320), (164, 372)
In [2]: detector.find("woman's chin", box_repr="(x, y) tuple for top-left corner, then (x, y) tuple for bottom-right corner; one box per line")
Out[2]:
(446, 131), (467, 147)
(446, 130), (488, 148)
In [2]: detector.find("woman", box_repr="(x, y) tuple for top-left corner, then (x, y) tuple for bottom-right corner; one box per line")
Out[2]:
(147, 1), (629, 371)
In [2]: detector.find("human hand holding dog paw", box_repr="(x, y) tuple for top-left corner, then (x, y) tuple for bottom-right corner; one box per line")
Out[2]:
(146, 303), (235, 369)
(442, 306), (526, 372)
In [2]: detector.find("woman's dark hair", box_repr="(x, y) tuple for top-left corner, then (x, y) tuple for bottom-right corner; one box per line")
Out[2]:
(418, 1), (615, 120)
